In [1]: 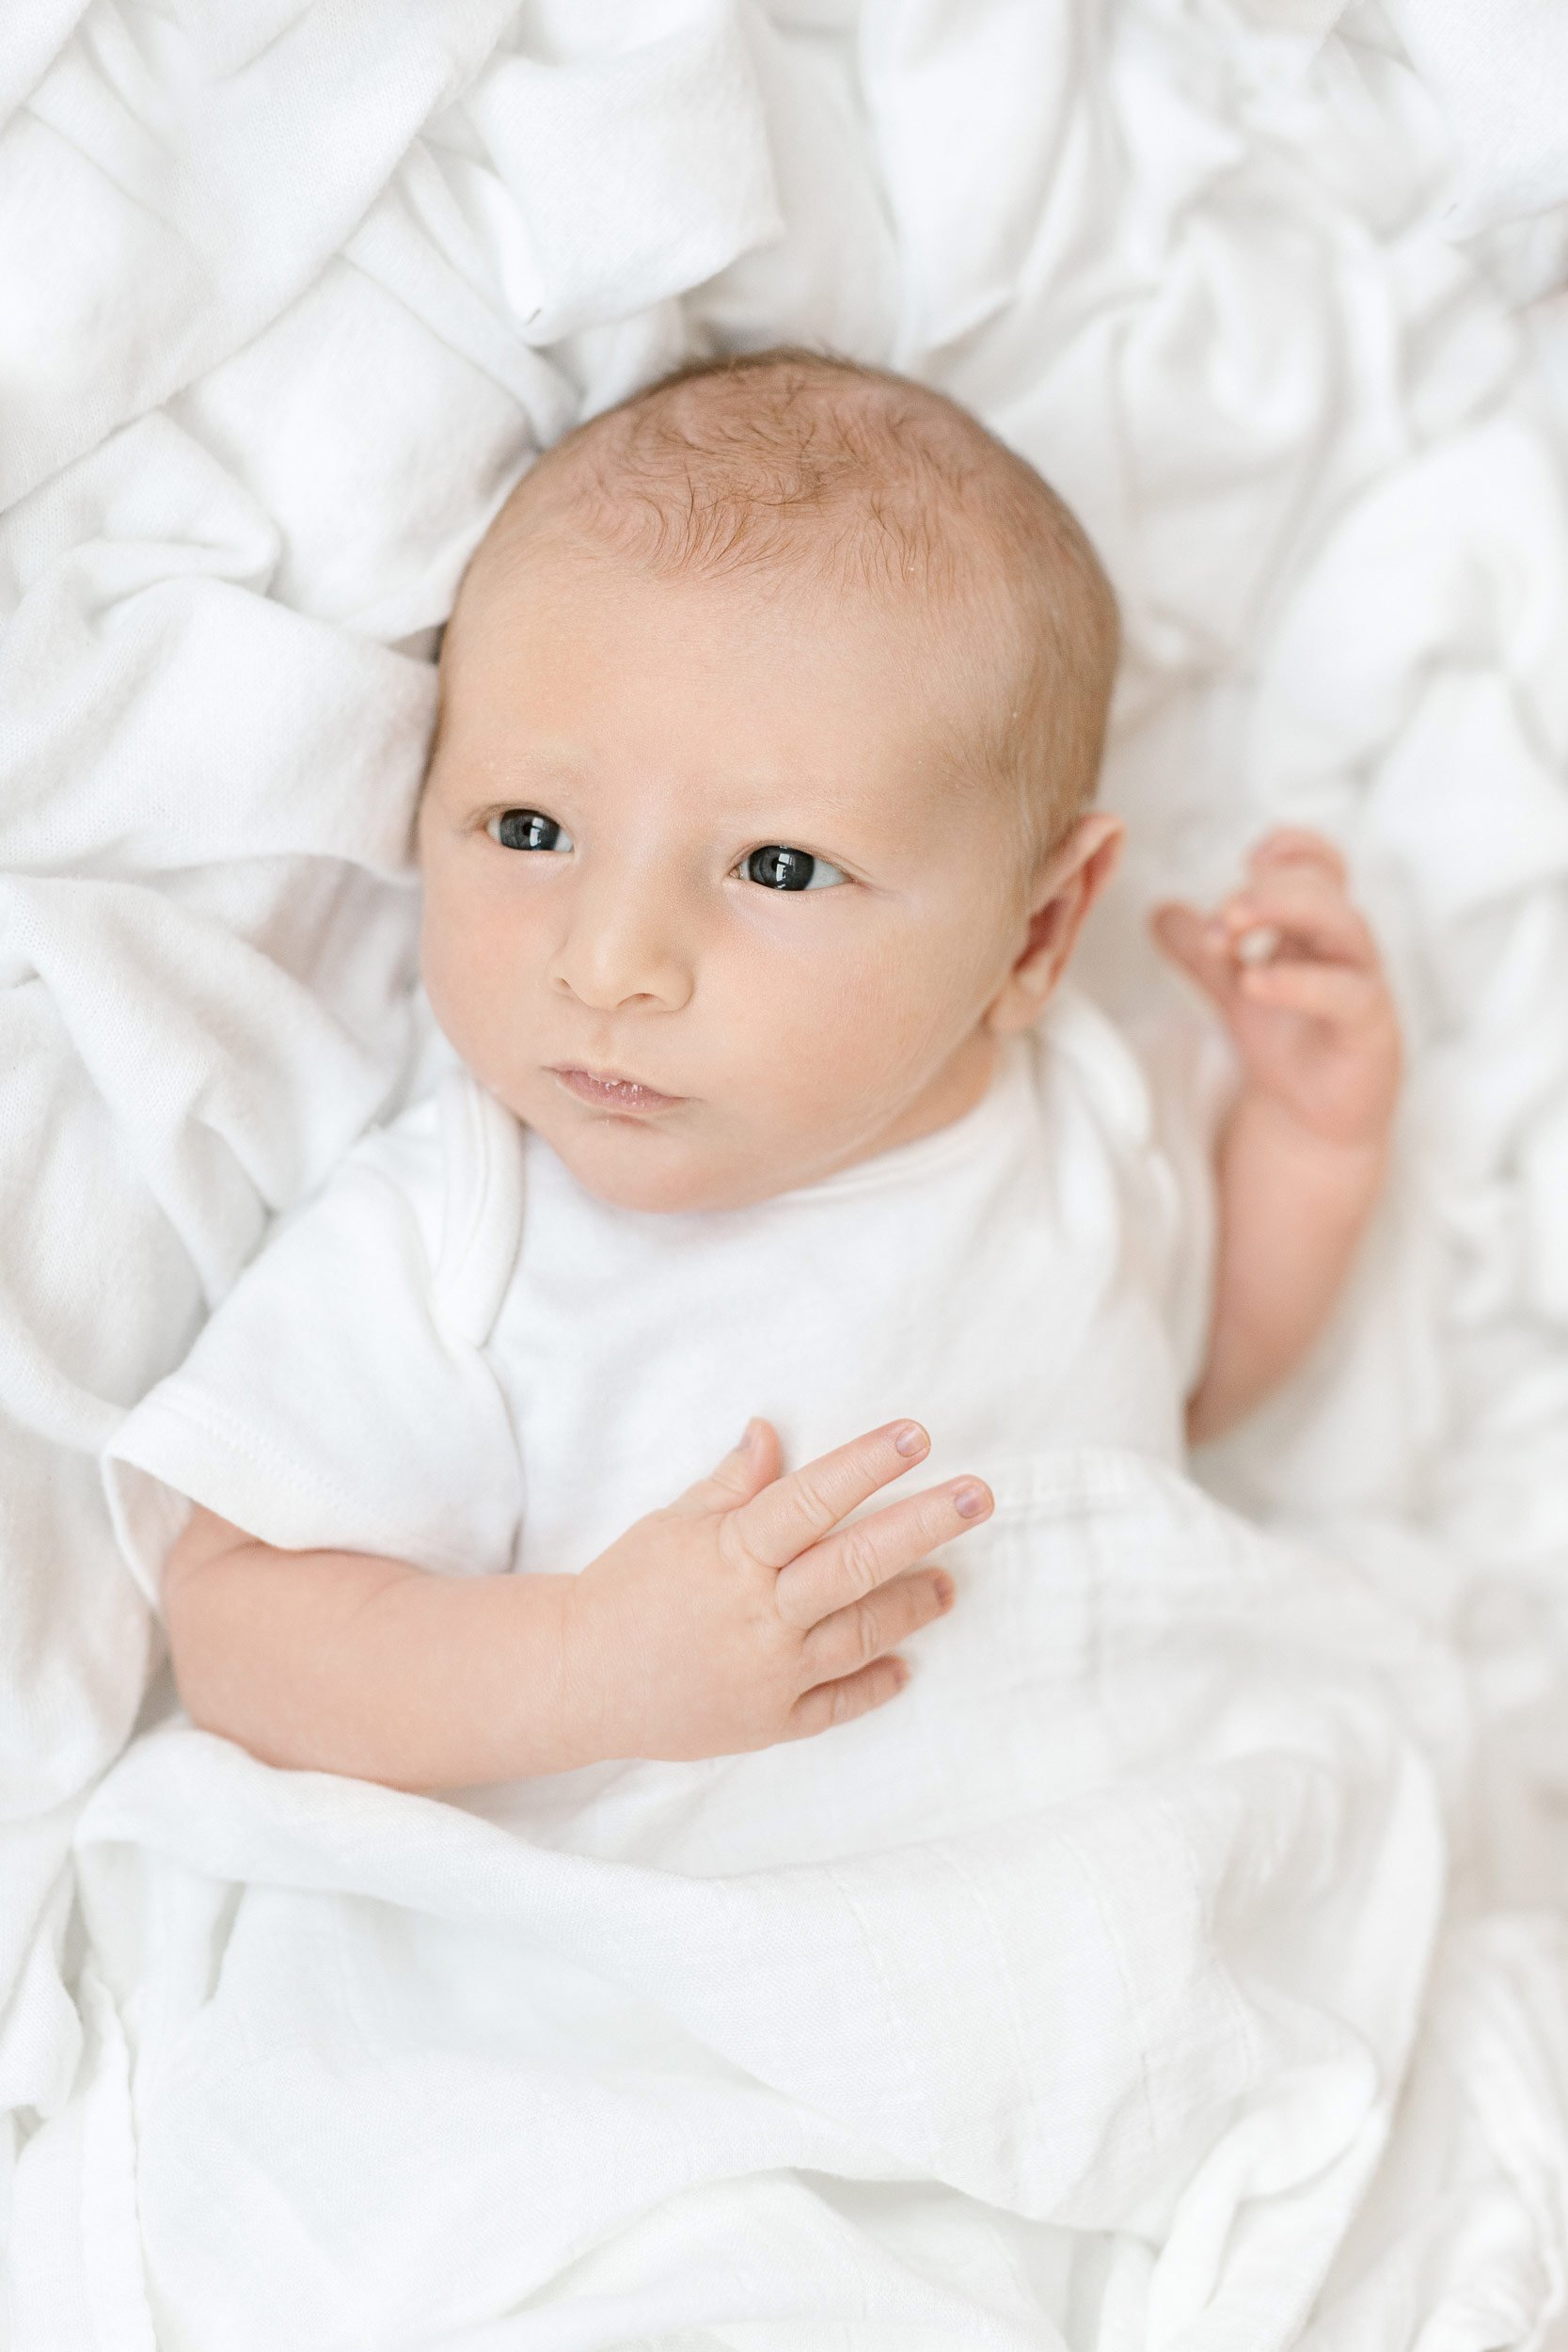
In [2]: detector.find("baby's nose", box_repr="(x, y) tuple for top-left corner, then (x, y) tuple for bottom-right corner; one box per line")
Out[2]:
(547, 889), (692, 1014)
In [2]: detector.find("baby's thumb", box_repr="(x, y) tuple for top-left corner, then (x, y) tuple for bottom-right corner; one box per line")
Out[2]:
(1150, 902), (1230, 1005)
(670, 1419), (780, 1517)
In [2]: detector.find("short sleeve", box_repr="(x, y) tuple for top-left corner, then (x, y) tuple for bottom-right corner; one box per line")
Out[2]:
(1129, 999), (1240, 1396)
(103, 1093), (525, 1617)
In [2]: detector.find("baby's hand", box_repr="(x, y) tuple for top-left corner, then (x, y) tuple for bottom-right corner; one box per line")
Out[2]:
(1150, 828), (1402, 1152)
(557, 1419), (990, 1764)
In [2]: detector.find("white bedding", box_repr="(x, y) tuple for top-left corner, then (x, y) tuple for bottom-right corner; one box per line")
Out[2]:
(32, 1457), (1466, 2344)
(4, 2), (1568, 2344)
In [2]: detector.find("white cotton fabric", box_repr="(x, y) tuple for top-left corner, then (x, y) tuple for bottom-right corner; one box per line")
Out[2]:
(1387, 0), (1568, 236)
(60, 1450), (1458, 2352)
(8, 1), (1568, 2344)
(103, 989), (1224, 1614)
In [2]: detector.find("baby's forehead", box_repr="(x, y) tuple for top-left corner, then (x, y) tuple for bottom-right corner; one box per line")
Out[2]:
(431, 546), (1030, 889)
(444, 532), (989, 804)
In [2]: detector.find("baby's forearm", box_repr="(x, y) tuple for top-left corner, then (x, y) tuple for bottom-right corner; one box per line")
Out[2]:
(1187, 1089), (1386, 1446)
(164, 1529), (589, 1791)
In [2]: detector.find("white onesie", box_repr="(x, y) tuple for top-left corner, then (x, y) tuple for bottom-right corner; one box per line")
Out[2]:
(103, 986), (1228, 1614)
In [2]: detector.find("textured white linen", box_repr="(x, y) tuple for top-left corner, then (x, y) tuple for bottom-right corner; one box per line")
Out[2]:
(4, 0), (1568, 2342)
(1389, 0), (1568, 235)
(58, 1454), (1455, 2347)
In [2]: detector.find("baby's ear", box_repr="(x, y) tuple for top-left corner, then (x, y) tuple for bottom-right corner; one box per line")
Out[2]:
(984, 813), (1124, 1034)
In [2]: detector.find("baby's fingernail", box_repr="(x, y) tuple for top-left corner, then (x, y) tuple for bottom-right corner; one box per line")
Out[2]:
(894, 1422), (928, 1457)
(740, 1419), (762, 1453)
(932, 1573), (956, 1609)
(1234, 924), (1282, 967)
(953, 1482), (990, 1519)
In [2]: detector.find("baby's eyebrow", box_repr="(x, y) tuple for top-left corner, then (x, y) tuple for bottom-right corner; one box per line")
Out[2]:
(458, 749), (592, 804)
(505, 743), (593, 779)
(709, 787), (884, 858)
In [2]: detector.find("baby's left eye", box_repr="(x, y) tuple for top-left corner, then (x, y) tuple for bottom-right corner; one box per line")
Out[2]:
(741, 844), (848, 892)
(486, 808), (575, 853)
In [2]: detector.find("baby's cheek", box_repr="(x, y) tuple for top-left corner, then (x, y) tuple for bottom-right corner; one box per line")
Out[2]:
(420, 892), (519, 1068)
(419, 893), (473, 1031)
(754, 954), (941, 1120)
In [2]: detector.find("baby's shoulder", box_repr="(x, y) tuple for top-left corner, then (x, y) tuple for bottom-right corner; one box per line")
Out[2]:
(1027, 984), (1162, 1156)
(1032, 983), (1234, 1156)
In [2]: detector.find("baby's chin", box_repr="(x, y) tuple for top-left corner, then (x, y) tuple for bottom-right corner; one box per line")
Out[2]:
(533, 1111), (784, 1216)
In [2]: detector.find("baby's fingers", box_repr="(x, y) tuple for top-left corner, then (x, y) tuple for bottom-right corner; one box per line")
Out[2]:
(669, 1418), (782, 1518)
(798, 1564), (955, 1685)
(1221, 877), (1376, 970)
(1149, 903), (1239, 1008)
(726, 1418), (932, 1573)
(780, 1655), (911, 1743)
(1246, 828), (1348, 886)
(773, 1476), (991, 1629)
(1237, 959), (1386, 1025)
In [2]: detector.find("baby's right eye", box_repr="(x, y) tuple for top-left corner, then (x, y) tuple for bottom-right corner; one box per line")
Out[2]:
(486, 808), (575, 852)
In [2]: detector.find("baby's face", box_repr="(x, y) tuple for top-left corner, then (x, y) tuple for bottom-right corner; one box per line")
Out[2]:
(418, 538), (1044, 1214)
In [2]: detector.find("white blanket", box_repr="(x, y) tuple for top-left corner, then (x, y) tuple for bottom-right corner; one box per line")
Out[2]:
(4, 2), (1568, 2344)
(19, 1455), (1467, 2344)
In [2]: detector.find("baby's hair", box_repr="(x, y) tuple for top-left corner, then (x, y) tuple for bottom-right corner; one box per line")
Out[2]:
(441, 347), (1120, 860)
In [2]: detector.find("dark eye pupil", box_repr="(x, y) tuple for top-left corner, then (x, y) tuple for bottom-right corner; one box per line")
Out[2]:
(748, 844), (815, 891)
(497, 809), (561, 851)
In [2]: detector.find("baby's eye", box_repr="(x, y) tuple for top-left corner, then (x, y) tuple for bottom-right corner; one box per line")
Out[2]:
(741, 844), (848, 892)
(487, 808), (575, 852)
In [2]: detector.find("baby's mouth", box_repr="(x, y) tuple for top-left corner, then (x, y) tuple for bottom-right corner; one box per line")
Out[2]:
(548, 1066), (686, 1114)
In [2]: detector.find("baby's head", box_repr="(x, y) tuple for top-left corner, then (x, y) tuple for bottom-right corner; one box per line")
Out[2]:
(419, 349), (1121, 1213)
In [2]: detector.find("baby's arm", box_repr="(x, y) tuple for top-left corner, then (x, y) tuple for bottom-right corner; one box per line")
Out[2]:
(1151, 830), (1402, 1445)
(161, 1418), (989, 1790)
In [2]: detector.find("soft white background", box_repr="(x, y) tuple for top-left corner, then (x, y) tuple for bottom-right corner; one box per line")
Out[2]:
(4, 2), (1568, 2342)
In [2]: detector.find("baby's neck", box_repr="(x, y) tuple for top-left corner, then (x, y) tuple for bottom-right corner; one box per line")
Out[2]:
(823, 1024), (1002, 1180)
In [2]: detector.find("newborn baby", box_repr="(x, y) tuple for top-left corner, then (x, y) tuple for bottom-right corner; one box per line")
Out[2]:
(104, 349), (1402, 1794)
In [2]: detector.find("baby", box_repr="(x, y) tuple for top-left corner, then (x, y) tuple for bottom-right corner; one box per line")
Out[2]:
(104, 349), (1402, 1794)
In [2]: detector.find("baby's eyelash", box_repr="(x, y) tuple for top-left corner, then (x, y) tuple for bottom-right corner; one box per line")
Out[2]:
(481, 812), (851, 889)
(739, 844), (850, 893)
(486, 808), (575, 852)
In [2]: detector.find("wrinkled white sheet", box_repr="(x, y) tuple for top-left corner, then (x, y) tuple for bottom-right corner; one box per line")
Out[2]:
(20, 1456), (1466, 2345)
(3, 0), (1568, 2344)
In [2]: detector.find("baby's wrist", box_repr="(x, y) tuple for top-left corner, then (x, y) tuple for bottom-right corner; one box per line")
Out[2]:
(456, 1568), (615, 1782)
(1271, 1099), (1391, 1158)
(535, 1572), (618, 1774)
(1228, 1085), (1391, 1199)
